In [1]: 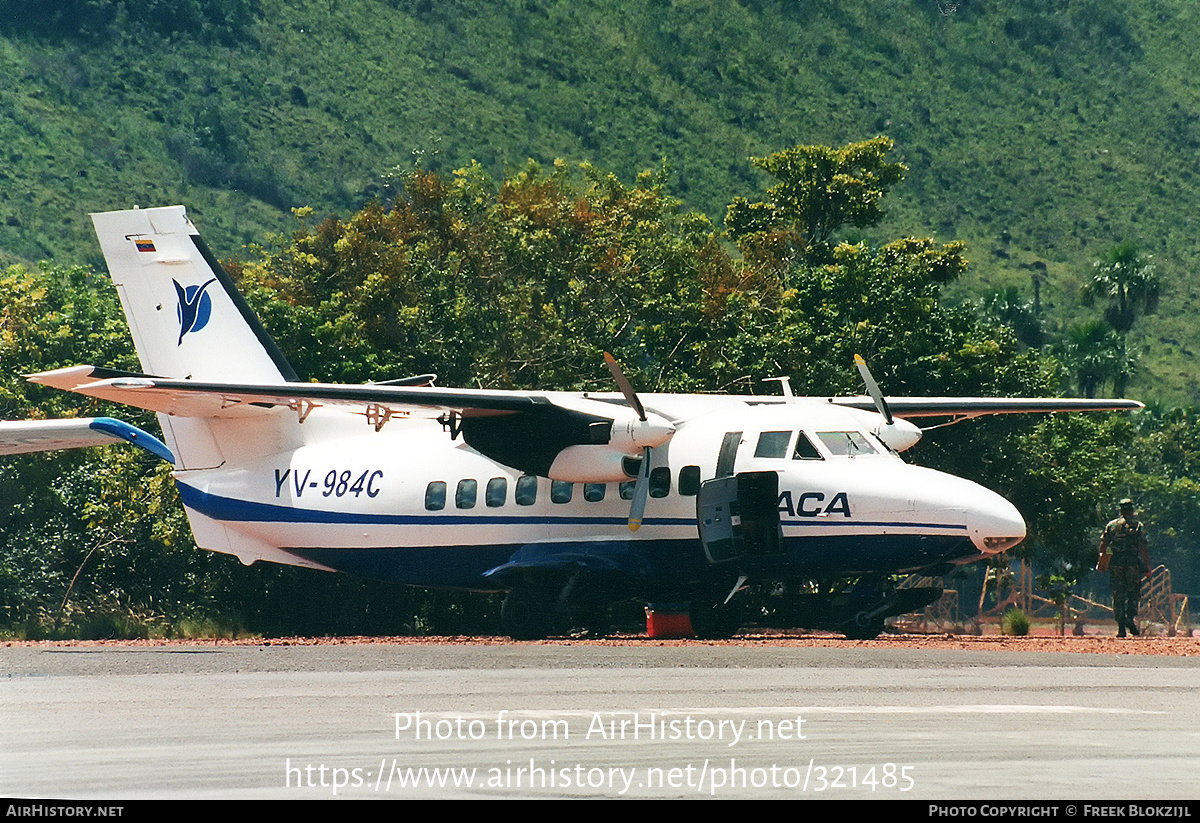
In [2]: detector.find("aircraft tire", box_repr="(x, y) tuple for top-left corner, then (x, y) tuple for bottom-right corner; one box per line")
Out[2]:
(841, 613), (884, 640)
(577, 608), (610, 639)
(689, 591), (743, 639)
(501, 581), (554, 640)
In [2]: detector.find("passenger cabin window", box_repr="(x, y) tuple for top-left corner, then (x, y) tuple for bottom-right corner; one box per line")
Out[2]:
(425, 481), (447, 511)
(583, 483), (606, 502)
(515, 475), (537, 506)
(816, 431), (877, 457)
(456, 479), (478, 508)
(618, 481), (635, 500)
(678, 465), (701, 496)
(793, 432), (823, 460)
(486, 477), (507, 507)
(754, 431), (791, 459)
(551, 480), (573, 504)
(649, 466), (671, 498)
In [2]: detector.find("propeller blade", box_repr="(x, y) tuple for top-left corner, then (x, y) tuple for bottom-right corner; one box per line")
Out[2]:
(628, 446), (651, 531)
(604, 352), (646, 421)
(854, 354), (893, 425)
(603, 354), (658, 531)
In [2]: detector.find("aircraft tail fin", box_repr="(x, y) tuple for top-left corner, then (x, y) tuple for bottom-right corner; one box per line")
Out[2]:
(91, 206), (298, 471)
(90, 206), (297, 384)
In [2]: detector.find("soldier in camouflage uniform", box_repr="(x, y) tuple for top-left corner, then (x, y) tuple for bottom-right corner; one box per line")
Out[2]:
(1098, 499), (1150, 637)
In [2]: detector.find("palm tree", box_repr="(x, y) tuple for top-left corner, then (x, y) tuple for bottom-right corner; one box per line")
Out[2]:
(1082, 241), (1159, 334)
(1058, 320), (1136, 397)
(979, 286), (1043, 348)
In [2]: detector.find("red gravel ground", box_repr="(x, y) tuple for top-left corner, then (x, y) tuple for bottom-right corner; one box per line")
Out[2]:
(5, 630), (1199, 655)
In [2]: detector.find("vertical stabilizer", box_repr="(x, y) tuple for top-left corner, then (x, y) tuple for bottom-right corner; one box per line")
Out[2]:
(91, 206), (297, 383)
(91, 206), (299, 471)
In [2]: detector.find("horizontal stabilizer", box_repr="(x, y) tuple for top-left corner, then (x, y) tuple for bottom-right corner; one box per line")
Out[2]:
(26, 369), (542, 419)
(0, 417), (174, 462)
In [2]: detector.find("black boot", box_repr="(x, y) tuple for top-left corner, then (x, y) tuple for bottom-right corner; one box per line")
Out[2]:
(1117, 622), (1127, 638)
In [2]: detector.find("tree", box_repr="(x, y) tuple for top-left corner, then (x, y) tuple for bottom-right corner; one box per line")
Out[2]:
(926, 411), (1134, 590)
(233, 160), (749, 395)
(1120, 407), (1200, 597)
(0, 148), (1145, 635)
(979, 286), (1044, 349)
(1057, 319), (1135, 397)
(725, 137), (907, 268)
(0, 263), (194, 633)
(1082, 241), (1159, 335)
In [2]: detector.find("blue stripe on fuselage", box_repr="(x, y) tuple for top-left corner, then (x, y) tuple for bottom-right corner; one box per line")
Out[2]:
(176, 483), (982, 587)
(177, 483), (971, 533)
(176, 482), (694, 528)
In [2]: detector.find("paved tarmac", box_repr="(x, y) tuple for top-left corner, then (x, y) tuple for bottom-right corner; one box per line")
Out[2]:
(3, 642), (1199, 799)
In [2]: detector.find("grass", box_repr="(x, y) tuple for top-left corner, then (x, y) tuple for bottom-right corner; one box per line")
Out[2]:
(1001, 608), (1032, 637)
(3, 0), (1200, 406)
(1, 612), (256, 641)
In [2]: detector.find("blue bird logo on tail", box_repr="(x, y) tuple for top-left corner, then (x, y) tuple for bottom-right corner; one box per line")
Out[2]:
(174, 278), (217, 345)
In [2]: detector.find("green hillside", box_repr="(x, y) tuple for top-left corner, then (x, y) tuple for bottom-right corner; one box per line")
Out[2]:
(2, 0), (1199, 402)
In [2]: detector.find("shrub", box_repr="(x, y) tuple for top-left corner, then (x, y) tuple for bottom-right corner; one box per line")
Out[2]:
(1002, 608), (1030, 636)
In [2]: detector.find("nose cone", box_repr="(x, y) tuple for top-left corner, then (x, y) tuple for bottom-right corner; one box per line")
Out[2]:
(968, 489), (1026, 554)
(939, 474), (1026, 554)
(903, 466), (1026, 555)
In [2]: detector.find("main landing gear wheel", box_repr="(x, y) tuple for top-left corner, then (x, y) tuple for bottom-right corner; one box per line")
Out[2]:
(689, 583), (744, 639)
(841, 612), (885, 640)
(501, 580), (553, 640)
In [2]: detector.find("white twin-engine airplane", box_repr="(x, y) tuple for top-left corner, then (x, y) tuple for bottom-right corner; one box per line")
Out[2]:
(6, 206), (1142, 639)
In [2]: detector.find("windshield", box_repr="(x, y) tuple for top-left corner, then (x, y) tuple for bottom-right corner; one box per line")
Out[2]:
(815, 431), (878, 457)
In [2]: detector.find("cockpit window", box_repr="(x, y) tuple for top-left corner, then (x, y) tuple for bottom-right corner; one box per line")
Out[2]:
(816, 431), (878, 456)
(754, 431), (791, 459)
(793, 432), (823, 460)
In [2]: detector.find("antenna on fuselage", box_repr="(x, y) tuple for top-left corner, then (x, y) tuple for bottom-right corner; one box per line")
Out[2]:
(762, 376), (796, 404)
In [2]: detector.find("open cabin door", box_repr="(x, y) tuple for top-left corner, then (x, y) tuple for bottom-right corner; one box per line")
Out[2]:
(697, 471), (782, 564)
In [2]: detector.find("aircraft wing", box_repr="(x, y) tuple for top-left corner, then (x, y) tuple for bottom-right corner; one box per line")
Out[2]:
(26, 366), (672, 478)
(27, 365), (553, 419)
(829, 395), (1144, 419)
(0, 417), (174, 462)
(32, 366), (1145, 422)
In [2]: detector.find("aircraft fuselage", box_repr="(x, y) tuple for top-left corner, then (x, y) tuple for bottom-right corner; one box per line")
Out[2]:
(173, 396), (1025, 600)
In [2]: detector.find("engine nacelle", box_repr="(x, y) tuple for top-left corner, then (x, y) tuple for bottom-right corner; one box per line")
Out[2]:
(547, 446), (640, 482)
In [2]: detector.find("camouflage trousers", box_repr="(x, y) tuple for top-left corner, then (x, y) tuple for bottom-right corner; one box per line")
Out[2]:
(1110, 561), (1143, 627)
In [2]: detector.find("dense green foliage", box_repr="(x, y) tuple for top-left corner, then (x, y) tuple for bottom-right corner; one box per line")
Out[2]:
(2, 0), (1200, 401)
(3, 0), (1200, 632)
(0, 0), (260, 46)
(7, 141), (1181, 637)
(726, 137), (907, 266)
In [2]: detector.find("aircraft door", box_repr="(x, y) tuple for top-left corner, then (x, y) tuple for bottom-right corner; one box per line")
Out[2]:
(697, 471), (782, 564)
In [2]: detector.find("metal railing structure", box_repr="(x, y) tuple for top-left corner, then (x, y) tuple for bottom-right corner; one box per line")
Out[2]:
(896, 574), (960, 631)
(893, 560), (1193, 636)
(1139, 566), (1192, 636)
